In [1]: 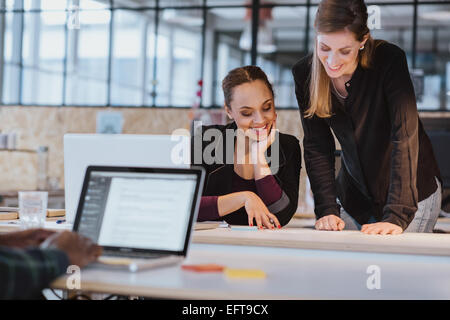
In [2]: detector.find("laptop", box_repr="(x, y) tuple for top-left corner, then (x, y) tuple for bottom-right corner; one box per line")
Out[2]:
(64, 134), (190, 224)
(73, 165), (205, 272)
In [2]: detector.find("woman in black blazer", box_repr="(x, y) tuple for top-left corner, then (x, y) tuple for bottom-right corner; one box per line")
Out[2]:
(191, 66), (301, 229)
(292, 0), (441, 235)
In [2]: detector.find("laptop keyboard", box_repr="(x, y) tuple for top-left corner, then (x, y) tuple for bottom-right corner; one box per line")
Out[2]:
(103, 251), (167, 259)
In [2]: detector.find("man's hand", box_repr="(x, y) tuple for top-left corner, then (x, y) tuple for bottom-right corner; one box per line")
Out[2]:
(361, 222), (403, 235)
(0, 229), (56, 248)
(44, 231), (102, 268)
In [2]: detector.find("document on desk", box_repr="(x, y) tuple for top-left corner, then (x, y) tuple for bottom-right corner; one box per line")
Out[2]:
(97, 177), (196, 251)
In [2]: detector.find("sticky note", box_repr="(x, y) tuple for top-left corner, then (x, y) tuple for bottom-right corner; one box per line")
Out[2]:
(224, 268), (266, 279)
(230, 226), (258, 231)
(181, 264), (225, 272)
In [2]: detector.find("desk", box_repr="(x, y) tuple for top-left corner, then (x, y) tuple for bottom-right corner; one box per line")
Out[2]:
(0, 220), (71, 234)
(1, 220), (450, 256)
(50, 243), (450, 299)
(192, 227), (450, 256)
(0, 189), (65, 209)
(1, 221), (450, 299)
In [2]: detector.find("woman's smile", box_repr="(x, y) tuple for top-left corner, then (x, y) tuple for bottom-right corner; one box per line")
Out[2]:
(326, 61), (344, 73)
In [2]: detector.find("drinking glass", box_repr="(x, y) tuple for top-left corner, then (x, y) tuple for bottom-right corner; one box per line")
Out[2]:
(19, 191), (48, 229)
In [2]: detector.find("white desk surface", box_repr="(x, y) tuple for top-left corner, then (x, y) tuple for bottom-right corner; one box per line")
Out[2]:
(50, 243), (450, 299)
(1, 219), (450, 299)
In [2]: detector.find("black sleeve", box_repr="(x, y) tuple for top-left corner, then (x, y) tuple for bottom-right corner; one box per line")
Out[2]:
(191, 124), (205, 168)
(292, 66), (341, 219)
(272, 137), (302, 226)
(0, 246), (69, 299)
(381, 50), (419, 230)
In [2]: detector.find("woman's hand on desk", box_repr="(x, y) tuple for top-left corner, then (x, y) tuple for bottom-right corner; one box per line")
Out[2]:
(244, 192), (281, 230)
(315, 215), (345, 231)
(361, 222), (402, 235)
(217, 191), (281, 229)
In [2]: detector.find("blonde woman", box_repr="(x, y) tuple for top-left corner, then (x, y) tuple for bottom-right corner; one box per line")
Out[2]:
(292, 0), (441, 235)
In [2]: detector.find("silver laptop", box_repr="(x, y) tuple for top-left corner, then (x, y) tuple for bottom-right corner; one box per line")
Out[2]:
(73, 165), (205, 272)
(64, 134), (190, 224)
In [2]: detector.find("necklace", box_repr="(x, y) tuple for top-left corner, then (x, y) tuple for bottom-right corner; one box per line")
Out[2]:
(331, 79), (348, 99)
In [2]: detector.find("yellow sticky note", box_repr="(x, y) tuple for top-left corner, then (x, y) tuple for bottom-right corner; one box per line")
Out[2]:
(224, 268), (266, 279)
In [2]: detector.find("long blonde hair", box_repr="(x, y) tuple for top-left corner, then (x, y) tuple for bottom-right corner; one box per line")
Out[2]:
(306, 0), (383, 118)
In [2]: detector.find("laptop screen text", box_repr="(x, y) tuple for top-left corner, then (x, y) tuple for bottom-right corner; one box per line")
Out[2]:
(77, 171), (197, 252)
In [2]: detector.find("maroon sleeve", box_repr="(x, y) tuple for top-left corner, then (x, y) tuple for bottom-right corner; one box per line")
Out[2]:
(197, 196), (220, 222)
(255, 175), (283, 206)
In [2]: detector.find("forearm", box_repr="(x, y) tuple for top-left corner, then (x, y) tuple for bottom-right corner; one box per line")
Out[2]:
(253, 155), (272, 180)
(382, 133), (419, 229)
(304, 147), (340, 218)
(217, 192), (250, 217)
(301, 116), (339, 218)
(382, 50), (420, 229)
(0, 247), (69, 299)
(197, 196), (220, 222)
(255, 174), (283, 206)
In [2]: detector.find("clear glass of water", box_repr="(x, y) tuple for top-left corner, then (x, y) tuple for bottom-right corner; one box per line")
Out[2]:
(19, 191), (48, 229)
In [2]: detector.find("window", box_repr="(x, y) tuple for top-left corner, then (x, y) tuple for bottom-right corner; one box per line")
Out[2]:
(22, 6), (66, 105)
(2, 0), (22, 104)
(416, 2), (450, 110)
(0, 0), (449, 111)
(65, 3), (110, 105)
(208, 7), (249, 107)
(110, 9), (147, 106)
(256, 6), (308, 108)
(155, 9), (202, 107)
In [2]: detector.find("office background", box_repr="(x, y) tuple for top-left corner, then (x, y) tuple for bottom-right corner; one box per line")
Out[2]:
(0, 0), (448, 213)
(1, 0), (449, 109)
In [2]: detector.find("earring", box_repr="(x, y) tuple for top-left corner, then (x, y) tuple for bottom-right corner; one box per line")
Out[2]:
(359, 45), (365, 51)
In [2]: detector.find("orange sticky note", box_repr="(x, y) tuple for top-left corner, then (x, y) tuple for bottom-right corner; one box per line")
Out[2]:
(181, 264), (225, 273)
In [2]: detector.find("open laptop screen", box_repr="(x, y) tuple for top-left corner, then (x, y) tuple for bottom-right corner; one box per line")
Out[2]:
(76, 170), (198, 252)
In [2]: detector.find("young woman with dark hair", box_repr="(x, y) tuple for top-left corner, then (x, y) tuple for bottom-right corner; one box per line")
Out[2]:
(192, 66), (301, 229)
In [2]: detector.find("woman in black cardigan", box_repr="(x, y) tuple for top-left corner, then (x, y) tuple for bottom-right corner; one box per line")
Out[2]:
(292, 0), (441, 235)
(191, 66), (301, 229)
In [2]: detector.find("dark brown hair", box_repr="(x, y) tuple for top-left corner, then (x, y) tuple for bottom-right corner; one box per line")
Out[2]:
(307, 0), (384, 118)
(222, 65), (274, 108)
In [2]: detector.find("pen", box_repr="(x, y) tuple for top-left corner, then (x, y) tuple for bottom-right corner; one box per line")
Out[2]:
(56, 219), (66, 224)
